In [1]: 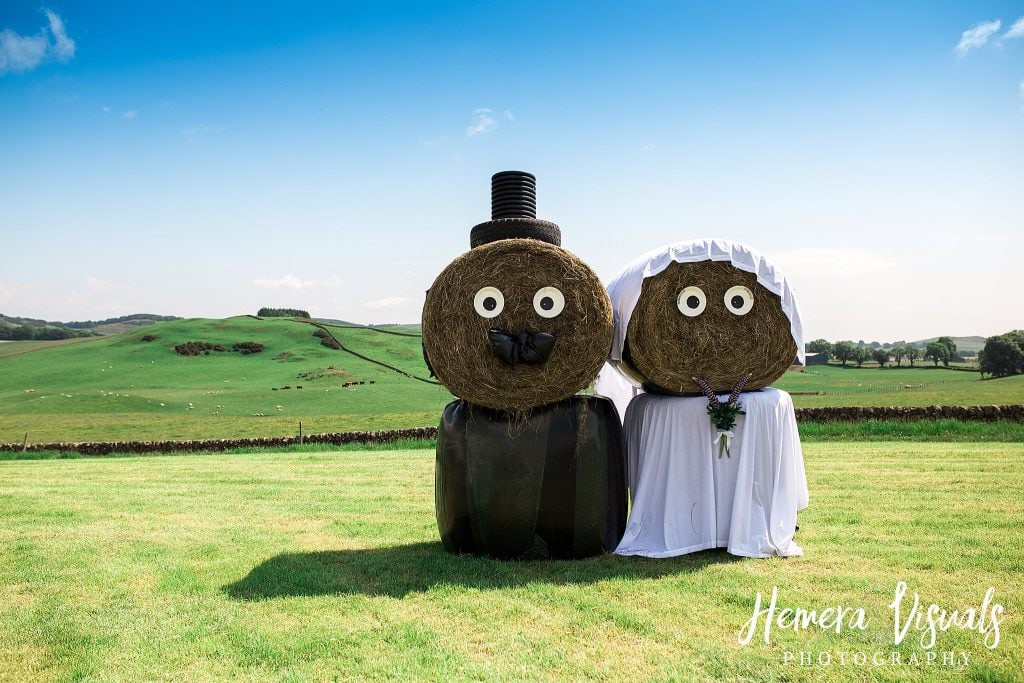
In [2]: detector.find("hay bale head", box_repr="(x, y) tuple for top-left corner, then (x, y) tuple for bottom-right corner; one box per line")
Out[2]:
(423, 238), (613, 412)
(625, 260), (796, 394)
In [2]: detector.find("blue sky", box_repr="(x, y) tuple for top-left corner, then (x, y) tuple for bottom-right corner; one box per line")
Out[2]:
(2, 1), (1022, 342)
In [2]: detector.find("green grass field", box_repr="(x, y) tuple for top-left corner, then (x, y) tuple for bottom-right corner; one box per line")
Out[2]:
(0, 317), (1021, 444)
(0, 337), (102, 359)
(0, 317), (453, 443)
(1, 444), (1021, 681)
(772, 365), (1023, 408)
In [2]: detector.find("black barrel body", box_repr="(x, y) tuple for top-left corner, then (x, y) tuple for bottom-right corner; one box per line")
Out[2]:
(435, 396), (627, 559)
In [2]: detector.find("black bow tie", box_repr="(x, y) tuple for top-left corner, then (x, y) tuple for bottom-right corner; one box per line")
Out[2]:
(488, 329), (556, 367)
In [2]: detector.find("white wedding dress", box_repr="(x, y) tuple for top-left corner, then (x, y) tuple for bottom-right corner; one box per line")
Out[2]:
(614, 388), (808, 558)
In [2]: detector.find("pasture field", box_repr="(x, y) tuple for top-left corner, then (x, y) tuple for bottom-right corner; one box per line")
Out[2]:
(0, 443), (1021, 681)
(0, 337), (103, 359)
(0, 317), (1021, 443)
(0, 317), (452, 443)
(772, 365), (1022, 409)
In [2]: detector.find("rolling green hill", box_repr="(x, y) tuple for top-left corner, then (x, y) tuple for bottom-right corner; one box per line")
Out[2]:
(0, 316), (452, 443)
(0, 313), (183, 341)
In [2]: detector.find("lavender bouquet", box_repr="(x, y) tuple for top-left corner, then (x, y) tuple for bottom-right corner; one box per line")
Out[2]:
(693, 373), (753, 457)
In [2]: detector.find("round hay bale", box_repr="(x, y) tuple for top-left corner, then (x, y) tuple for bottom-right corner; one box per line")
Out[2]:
(422, 238), (613, 412)
(624, 260), (797, 394)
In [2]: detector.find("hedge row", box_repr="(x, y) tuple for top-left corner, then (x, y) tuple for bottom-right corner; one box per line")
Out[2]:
(793, 404), (1024, 423)
(2, 405), (1021, 456)
(1, 427), (438, 456)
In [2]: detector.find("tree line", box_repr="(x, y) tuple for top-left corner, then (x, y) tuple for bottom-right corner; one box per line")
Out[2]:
(806, 337), (962, 368)
(806, 333), (1024, 378)
(0, 313), (183, 341)
(257, 307), (311, 318)
(0, 321), (96, 341)
(61, 314), (181, 329)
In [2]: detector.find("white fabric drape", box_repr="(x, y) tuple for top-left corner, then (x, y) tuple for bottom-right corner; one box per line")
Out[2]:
(614, 388), (808, 559)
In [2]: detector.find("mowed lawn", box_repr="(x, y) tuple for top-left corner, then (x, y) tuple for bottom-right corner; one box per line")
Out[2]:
(1, 444), (1021, 681)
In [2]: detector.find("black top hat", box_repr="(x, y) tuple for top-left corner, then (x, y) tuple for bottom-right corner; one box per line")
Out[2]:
(469, 171), (562, 248)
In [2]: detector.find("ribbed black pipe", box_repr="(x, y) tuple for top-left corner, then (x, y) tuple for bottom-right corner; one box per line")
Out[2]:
(491, 171), (537, 219)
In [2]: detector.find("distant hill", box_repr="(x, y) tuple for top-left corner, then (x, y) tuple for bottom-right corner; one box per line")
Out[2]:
(0, 313), (183, 341)
(379, 323), (422, 330)
(314, 320), (421, 331)
(826, 335), (990, 355)
(61, 313), (183, 330)
(314, 318), (364, 327)
(909, 336), (987, 355)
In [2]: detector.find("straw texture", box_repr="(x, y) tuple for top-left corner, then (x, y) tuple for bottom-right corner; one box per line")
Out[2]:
(422, 239), (613, 412)
(624, 260), (796, 394)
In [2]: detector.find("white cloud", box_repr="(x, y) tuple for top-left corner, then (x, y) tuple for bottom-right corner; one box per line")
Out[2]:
(362, 296), (409, 310)
(101, 105), (111, 113)
(955, 19), (1001, 57)
(0, 28), (48, 75)
(44, 9), (74, 61)
(253, 275), (311, 290)
(64, 276), (141, 315)
(84, 275), (116, 291)
(181, 126), (212, 142)
(0, 8), (75, 76)
(467, 108), (497, 137)
(1005, 17), (1024, 41)
(122, 110), (138, 119)
(252, 275), (343, 290)
(503, 110), (515, 122)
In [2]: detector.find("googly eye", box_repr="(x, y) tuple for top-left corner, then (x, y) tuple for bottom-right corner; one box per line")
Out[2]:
(724, 285), (754, 315)
(473, 287), (504, 318)
(677, 286), (707, 317)
(533, 287), (565, 318)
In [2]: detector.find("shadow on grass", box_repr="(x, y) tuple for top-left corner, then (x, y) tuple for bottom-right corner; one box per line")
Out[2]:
(223, 541), (741, 600)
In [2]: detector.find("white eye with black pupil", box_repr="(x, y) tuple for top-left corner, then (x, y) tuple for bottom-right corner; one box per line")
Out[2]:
(533, 287), (565, 318)
(724, 285), (754, 315)
(473, 287), (504, 318)
(677, 286), (706, 317)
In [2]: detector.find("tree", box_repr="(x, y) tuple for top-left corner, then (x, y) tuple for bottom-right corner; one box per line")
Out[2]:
(833, 341), (856, 366)
(258, 307), (311, 318)
(891, 345), (907, 367)
(925, 342), (946, 367)
(872, 349), (889, 367)
(978, 331), (1024, 378)
(807, 339), (832, 355)
(905, 346), (919, 367)
(854, 347), (869, 367)
(935, 336), (958, 367)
